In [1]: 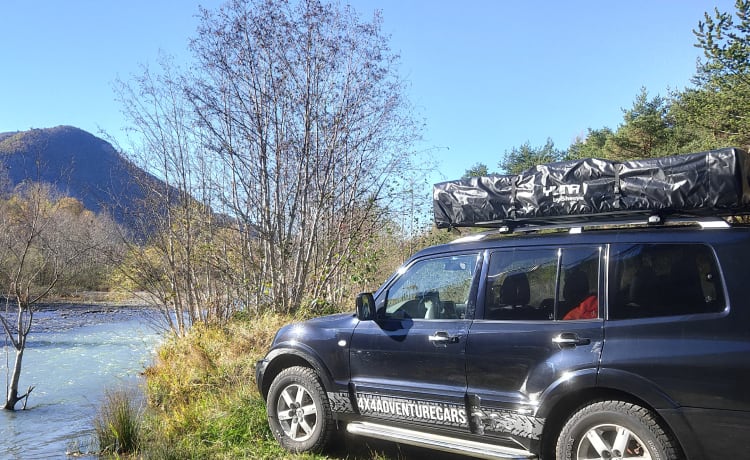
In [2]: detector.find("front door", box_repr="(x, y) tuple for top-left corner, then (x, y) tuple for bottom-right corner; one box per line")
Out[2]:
(349, 252), (480, 433)
(465, 245), (604, 446)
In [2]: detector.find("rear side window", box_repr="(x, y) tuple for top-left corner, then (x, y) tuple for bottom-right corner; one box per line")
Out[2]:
(608, 243), (725, 319)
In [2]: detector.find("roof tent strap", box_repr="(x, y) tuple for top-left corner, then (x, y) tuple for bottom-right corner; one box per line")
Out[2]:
(613, 162), (621, 196)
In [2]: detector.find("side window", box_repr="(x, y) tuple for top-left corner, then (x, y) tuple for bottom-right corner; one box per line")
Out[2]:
(609, 243), (726, 319)
(384, 253), (479, 320)
(559, 247), (601, 320)
(484, 246), (601, 321)
(485, 249), (557, 320)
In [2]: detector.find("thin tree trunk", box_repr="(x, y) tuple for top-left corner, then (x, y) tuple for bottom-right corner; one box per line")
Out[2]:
(4, 347), (25, 410)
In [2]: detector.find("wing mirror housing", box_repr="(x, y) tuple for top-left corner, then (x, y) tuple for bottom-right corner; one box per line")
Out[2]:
(356, 293), (376, 321)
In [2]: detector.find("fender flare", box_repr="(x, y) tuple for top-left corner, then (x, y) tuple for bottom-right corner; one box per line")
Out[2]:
(596, 368), (679, 409)
(535, 367), (599, 419)
(258, 342), (336, 399)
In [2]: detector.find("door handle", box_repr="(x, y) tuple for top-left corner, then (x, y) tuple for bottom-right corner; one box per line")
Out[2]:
(553, 332), (591, 348)
(428, 331), (460, 345)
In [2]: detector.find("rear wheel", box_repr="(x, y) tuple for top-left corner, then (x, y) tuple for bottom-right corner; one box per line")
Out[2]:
(266, 366), (334, 453)
(556, 400), (680, 460)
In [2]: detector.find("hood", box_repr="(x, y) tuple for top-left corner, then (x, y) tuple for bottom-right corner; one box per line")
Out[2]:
(271, 312), (359, 349)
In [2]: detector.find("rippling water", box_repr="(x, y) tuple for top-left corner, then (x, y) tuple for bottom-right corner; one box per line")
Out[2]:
(0, 306), (162, 459)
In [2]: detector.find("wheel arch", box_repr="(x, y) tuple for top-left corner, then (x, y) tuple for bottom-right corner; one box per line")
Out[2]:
(259, 345), (335, 400)
(537, 383), (702, 459)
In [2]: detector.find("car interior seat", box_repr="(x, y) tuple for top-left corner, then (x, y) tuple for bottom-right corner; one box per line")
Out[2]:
(561, 269), (590, 317)
(499, 272), (531, 307)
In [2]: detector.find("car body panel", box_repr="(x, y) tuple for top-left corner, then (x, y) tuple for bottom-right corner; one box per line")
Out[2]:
(348, 316), (471, 432)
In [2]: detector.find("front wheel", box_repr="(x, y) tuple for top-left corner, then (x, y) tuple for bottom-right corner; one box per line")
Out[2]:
(266, 366), (334, 453)
(556, 400), (680, 460)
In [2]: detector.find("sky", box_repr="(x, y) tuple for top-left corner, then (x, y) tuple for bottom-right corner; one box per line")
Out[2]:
(0, 0), (739, 187)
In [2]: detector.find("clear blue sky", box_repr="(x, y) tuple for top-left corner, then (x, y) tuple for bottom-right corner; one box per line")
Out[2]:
(0, 0), (738, 185)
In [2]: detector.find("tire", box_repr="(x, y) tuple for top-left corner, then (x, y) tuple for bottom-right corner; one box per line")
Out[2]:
(556, 400), (680, 460)
(266, 366), (334, 453)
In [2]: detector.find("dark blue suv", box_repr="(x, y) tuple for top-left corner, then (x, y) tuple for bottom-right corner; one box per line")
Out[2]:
(256, 216), (750, 460)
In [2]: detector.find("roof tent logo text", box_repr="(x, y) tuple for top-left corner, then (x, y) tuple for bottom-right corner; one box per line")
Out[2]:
(543, 184), (583, 203)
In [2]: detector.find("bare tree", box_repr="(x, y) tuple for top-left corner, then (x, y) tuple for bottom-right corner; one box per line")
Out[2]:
(0, 184), (115, 410)
(114, 57), (236, 335)
(114, 0), (420, 320)
(188, 0), (420, 313)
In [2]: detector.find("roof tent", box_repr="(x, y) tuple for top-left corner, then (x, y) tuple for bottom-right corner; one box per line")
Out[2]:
(433, 147), (750, 229)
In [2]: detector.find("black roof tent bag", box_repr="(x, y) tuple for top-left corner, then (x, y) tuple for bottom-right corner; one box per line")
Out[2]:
(433, 147), (750, 228)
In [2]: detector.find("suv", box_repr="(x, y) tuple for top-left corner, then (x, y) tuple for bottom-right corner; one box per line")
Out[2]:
(256, 215), (750, 459)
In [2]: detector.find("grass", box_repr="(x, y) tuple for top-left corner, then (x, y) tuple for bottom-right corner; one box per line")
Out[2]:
(124, 310), (456, 460)
(94, 387), (143, 456)
(134, 311), (327, 459)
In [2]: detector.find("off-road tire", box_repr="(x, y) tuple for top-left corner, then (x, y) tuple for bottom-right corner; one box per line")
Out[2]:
(556, 400), (681, 460)
(266, 366), (334, 453)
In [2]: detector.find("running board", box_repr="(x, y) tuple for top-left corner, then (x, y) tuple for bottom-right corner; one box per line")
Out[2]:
(346, 421), (537, 460)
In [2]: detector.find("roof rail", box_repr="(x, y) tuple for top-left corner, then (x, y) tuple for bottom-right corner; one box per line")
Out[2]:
(489, 214), (731, 234)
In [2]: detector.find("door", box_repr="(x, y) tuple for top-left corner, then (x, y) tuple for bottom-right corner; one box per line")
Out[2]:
(603, 242), (748, 459)
(349, 252), (480, 432)
(465, 246), (604, 444)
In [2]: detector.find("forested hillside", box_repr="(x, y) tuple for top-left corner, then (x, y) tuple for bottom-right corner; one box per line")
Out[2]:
(0, 125), (163, 236)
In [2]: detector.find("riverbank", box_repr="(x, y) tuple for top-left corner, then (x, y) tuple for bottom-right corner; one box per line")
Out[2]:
(136, 311), (464, 460)
(39, 290), (157, 307)
(135, 313), (293, 459)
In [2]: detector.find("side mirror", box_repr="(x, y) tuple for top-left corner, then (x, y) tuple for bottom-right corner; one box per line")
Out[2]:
(356, 293), (376, 321)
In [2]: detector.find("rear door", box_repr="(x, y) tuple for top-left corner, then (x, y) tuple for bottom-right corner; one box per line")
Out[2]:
(602, 242), (749, 459)
(349, 252), (480, 433)
(465, 245), (604, 445)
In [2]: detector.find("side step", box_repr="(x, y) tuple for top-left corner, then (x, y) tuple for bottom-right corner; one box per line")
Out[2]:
(346, 421), (537, 460)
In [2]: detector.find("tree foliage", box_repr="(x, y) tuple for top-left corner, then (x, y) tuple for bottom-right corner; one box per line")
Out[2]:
(610, 88), (675, 159)
(499, 138), (563, 175)
(567, 128), (615, 160)
(462, 162), (490, 178)
(672, 0), (750, 149)
(694, 0), (750, 79)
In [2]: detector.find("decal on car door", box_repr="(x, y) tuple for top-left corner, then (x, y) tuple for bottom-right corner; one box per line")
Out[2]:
(355, 393), (468, 427)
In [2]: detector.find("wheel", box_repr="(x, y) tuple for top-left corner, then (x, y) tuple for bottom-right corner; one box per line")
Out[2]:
(266, 366), (334, 453)
(556, 400), (680, 460)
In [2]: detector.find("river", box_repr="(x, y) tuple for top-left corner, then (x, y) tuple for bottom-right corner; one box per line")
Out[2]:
(0, 305), (162, 459)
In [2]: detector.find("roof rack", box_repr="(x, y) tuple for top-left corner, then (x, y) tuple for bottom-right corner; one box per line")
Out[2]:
(478, 214), (731, 235)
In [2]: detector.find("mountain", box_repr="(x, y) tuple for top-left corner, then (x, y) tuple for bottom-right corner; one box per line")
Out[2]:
(0, 126), (161, 236)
